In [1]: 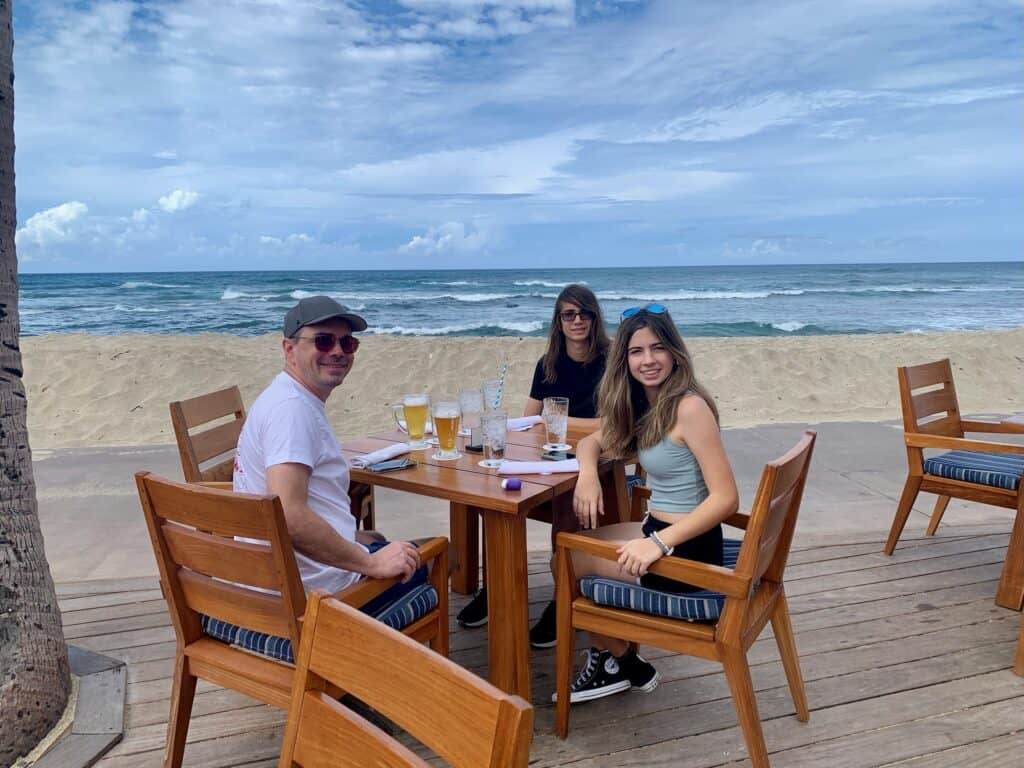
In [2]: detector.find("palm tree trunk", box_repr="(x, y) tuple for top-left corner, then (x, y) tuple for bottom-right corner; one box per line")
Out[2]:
(0, 3), (71, 765)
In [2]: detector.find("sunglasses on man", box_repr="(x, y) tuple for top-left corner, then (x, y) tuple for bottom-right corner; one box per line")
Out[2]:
(559, 309), (596, 323)
(294, 332), (361, 354)
(621, 303), (667, 319)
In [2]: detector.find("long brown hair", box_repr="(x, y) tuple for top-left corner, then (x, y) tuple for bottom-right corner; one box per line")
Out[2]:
(541, 284), (610, 384)
(597, 308), (719, 458)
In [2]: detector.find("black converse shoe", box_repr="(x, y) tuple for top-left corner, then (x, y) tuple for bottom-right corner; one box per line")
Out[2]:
(551, 648), (632, 704)
(617, 649), (660, 693)
(529, 600), (557, 649)
(456, 587), (488, 628)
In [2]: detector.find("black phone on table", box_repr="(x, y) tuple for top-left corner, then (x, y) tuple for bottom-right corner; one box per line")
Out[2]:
(367, 457), (417, 473)
(541, 450), (576, 461)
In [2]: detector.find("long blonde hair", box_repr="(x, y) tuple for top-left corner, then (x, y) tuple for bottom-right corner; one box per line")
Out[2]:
(597, 309), (719, 458)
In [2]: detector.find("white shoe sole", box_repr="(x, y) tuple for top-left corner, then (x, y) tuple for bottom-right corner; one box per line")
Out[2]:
(550, 679), (631, 704)
(631, 670), (660, 693)
(457, 615), (488, 628)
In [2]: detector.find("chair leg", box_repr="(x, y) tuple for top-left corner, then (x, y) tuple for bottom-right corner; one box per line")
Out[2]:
(925, 495), (950, 536)
(164, 653), (197, 768)
(770, 591), (809, 721)
(721, 647), (770, 768)
(361, 490), (375, 531)
(554, 550), (573, 739)
(429, 543), (450, 657)
(1014, 613), (1024, 677)
(884, 475), (922, 555)
(995, 493), (1024, 610)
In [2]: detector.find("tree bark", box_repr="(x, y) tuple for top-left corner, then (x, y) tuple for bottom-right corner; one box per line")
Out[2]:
(0, 2), (71, 765)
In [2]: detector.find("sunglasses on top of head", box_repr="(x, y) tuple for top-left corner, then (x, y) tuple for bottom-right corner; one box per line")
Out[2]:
(621, 303), (667, 319)
(559, 309), (596, 323)
(294, 332), (361, 354)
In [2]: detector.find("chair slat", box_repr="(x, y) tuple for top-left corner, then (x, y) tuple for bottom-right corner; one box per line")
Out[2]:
(902, 359), (952, 390)
(910, 387), (959, 422)
(163, 523), (281, 590)
(178, 569), (294, 639)
(176, 386), (245, 428)
(200, 457), (236, 483)
(191, 419), (245, 465)
(292, 693), (430, 768)
(146, 480), (272, 539)
(306, 599), (521, 768)
(915, 413), (962, 437)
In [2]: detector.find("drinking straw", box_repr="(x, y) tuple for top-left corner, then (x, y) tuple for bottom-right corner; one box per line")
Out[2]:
(495, 359), (508, 407)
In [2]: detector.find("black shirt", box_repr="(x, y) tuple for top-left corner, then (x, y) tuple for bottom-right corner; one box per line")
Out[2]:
(528, 352), (606, 419)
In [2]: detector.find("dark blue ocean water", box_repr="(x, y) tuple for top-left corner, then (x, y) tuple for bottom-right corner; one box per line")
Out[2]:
(17, 262), (1024, 337)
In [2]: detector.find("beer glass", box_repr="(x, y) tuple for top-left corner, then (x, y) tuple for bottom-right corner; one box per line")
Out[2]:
(542, 396), (570, 451)
(479, 409), (508, 468)
(392, 394), (430, 450)
(431, 398), (462, 460)
(482, 378), (503, 411)
(458, 388), (484, 438)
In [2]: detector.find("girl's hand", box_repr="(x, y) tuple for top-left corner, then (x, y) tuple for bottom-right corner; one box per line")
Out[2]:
(617, 537), (664, 577)
(572, 474), (604, 529)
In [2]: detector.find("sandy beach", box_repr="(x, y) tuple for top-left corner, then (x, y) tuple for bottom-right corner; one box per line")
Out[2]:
(20, 328), (1024, 450)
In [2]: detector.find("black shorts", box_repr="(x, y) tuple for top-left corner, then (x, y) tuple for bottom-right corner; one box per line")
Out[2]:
(638, 515), (723, 594)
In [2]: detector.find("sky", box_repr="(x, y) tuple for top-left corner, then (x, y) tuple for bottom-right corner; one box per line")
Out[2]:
(11, 0), (1024, 273)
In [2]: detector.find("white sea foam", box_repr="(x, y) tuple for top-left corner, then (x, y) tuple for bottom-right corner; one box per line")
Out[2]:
(451, 293), (516, 302)
(772, 321), (809, 332)
(425, 280), (477, 286)
(290, 289), (317, 299)
(119, 281), (184, 289)
(594, 289), (792, 301)
(113, 304), (164, 313)
(378, 320), (543, 336)
(221, 288), (272, 301)
(513, 280), (580, 287)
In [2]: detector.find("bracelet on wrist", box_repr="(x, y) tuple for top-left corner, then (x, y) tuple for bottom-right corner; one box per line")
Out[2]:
(649, 530), (674, 557)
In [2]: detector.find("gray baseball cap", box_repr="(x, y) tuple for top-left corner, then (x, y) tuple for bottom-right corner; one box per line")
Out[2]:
(283, 296), (368, 336)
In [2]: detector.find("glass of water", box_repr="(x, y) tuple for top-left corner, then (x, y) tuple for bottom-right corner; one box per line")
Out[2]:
(482, 378), (503, 411)
(542, 396), (569, 450)
(458, 388), (484, 437)
(479, 409), (508, 468)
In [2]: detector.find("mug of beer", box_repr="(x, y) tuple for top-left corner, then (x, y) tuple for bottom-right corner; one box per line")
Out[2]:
(392, 394), (430, 450)
(431, 397), (462, 460)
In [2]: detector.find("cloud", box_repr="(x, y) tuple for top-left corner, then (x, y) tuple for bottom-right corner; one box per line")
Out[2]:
(158, 189), (200, 213)
(259, 233), (314, 245)
(398, 221), (492, 255)
(15, 201), (89, 248)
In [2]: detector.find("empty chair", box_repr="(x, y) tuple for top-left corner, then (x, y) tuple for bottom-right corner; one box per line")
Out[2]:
(136, 472), (448, 768)
(279, 590), (533, 768)
(883, 359), (1024, 609)
(554, 431), (817, 768)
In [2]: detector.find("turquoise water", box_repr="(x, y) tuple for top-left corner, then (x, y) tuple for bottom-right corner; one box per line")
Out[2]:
(17, 262), (1024, 337)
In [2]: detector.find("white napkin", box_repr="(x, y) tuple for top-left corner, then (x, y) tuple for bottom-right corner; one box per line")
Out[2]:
(498, 459), (579, 475)
(396, 418), (434, 435)
(350, 443), (410, 468)
(507, 415), (543, 431)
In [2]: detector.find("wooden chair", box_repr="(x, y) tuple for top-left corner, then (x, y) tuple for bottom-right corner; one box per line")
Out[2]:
(136, 472), (449, 768)
(883, 359), (1024, 609)
(169, 385), (376, 528)
(554, 431), (817, 768)
(278, 591), (533, 768)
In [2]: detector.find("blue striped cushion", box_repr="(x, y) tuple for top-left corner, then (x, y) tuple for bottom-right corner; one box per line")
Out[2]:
(923, 450), (1023, 491)
(625, 474), (646, 496)
(200, 584), (438, 664)
(580, 538), (742, 622)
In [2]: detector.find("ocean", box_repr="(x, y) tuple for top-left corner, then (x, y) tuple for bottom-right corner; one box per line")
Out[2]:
(17, 262), (1024, 338)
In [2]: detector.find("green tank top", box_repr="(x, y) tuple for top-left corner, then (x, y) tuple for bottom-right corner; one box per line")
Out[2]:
(636, 435), (708, 513)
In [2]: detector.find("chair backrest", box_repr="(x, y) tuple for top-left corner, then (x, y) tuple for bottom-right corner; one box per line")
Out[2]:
(169, 386), (246, 482)
(897, 359), (964, 439)
(135, 472), (306, 651)
(733, 431), (817, 586)
(280, 592), (533, 768)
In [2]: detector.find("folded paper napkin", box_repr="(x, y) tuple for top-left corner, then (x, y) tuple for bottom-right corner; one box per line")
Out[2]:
(497, 459), (579, 475)
(396, 419), (434, 435)
(350, 443), (410, 468)
(506, 415), (543, 431)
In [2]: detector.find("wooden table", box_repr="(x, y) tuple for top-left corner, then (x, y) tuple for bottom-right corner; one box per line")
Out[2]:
(344, 426), (627, 700)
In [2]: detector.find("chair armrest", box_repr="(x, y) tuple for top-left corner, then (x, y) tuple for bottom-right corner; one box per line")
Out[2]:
(961, 419), (1024, 435)
(724, 511), (750, 530)
(556, 532), (751, 598)
(905, 434), (1024, 455)
(197, 481), (233, 490)
(631, 486), (652, 500)
(331, 536), (448, 609)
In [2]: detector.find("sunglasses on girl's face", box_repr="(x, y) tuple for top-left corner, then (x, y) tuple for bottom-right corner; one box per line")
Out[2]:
(621, 303), (667, 319)
(559, 309), (595, 322)
(295, 333), (361, 354)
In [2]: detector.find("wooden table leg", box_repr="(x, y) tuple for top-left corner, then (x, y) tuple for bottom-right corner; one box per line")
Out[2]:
(995, 499), (1024, 610)
(449, 502), (478, 595)
(481, 507), (531, 700)
(599, 459), (630, 526)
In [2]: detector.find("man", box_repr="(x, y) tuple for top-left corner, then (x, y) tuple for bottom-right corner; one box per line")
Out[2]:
(234, 295), (422, 593)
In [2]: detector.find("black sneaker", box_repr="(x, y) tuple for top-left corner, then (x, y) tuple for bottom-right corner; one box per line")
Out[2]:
(551, 648), (632, 704)
(617, 649), (660, 693)
(529, 600), (557, 649)
(456, 587), (488, 628)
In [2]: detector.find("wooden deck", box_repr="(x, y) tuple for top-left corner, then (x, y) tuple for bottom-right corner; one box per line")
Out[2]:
(60, 524), (1024, 767)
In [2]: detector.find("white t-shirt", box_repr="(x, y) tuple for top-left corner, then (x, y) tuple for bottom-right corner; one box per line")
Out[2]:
(234, 371), (362, 592)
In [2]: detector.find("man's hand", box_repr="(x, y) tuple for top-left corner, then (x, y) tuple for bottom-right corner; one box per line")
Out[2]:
(572, 474), (604, 529)
(617, 537), (663, 577)
(366, 541), (420, 582)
